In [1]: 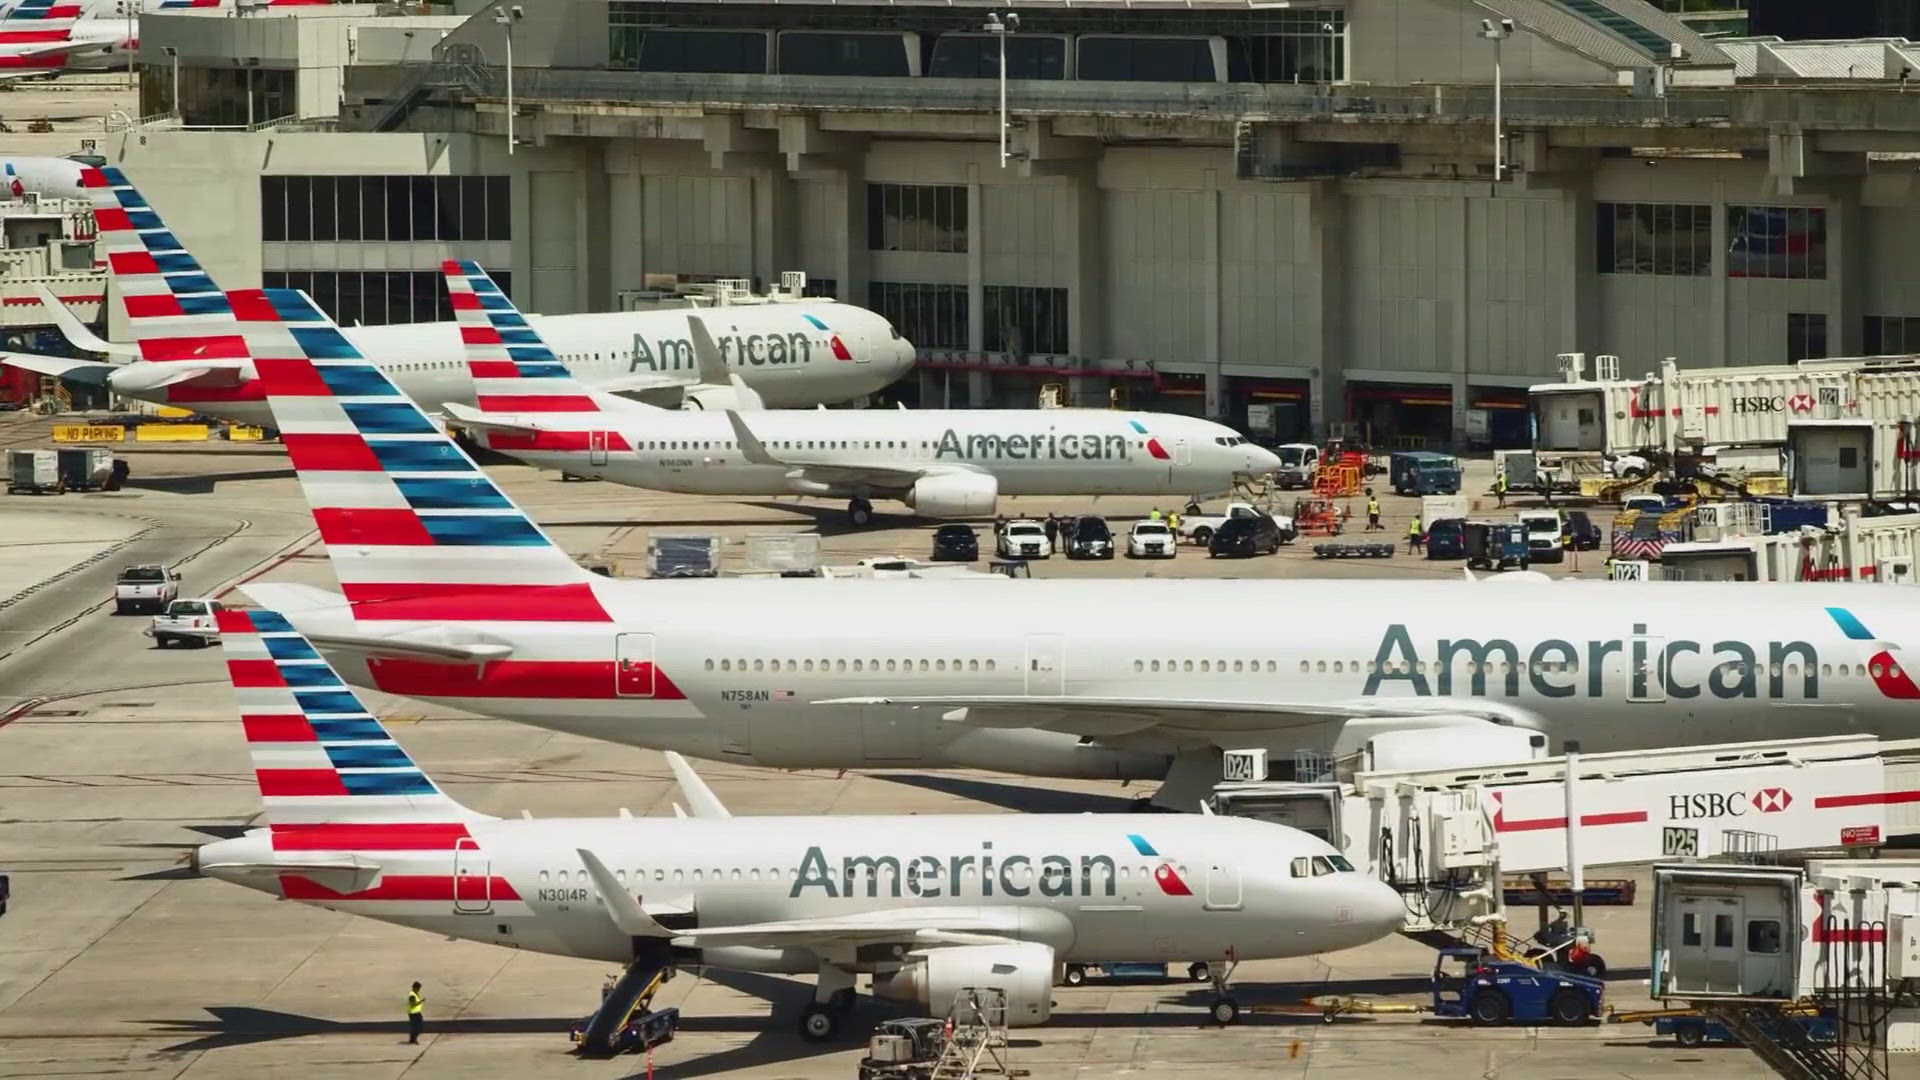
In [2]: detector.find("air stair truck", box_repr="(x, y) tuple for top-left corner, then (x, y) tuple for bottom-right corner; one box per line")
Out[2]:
(1210, 731), (1920, 987)
(1647, 859), (1920, 1079)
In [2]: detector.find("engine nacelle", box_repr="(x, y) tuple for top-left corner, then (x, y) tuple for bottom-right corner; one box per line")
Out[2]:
(902, 471), (999, 518)
(680, 381), (765, 411)
(869, 942), (1055, 1026)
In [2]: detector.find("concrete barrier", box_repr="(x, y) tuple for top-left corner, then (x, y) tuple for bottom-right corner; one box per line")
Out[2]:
(226, 425), (266, 442)
(133, 424), (211, 442)
(52, 424), (125, 443)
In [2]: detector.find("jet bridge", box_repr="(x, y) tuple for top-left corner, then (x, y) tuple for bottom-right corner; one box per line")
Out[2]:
(1211, 735), (1920, 957)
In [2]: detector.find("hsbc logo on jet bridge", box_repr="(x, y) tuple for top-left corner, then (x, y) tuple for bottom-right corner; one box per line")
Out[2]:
(1669, 787), (1794, 820)
(1361, 622), (1824, 701)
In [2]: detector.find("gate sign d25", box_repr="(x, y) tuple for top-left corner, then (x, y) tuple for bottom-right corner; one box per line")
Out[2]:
(1662, 826), (1699, 858)
(1221, 749), (1267, 783)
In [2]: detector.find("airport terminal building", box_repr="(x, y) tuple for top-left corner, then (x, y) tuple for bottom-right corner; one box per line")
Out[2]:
(110, 0), (1920, 444)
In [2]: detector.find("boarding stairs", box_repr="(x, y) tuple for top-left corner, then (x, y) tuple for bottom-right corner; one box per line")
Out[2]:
(575, 940), (674, 1056)
(928, 988), (1022, 1079)
(1692, 1002), (1858, 1080)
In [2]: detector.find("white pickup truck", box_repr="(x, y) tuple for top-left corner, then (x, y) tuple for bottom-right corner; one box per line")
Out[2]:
(114, 564), (180, 615)
(147, 597), (225, 648)
(1176, 502), (1297, 547)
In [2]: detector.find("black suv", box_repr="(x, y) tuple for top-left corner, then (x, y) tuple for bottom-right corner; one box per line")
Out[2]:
(1064, 516), (1115, 559)
(1208, 513), (1284, 558)
(929, 524), (979, 562)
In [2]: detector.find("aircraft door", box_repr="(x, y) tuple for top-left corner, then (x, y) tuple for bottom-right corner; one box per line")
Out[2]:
(1628, 633), (1665, 702)
(589, 429), (610, 467)
(615, 633), (657, 697)
(1664, 894), (1741, 994)
(1203, 863), (1242, 911)
(1025, 634), (1064, 695)
(453, 837), (492, 914)
(1174, 438), (1191, 466)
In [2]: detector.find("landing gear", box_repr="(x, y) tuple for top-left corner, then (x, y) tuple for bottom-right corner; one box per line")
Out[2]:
(1205, 953), (1240, 1026)
(847, 498), (873, 527)
(799, 963), (856, 1042)
(798, 1002), (838, 1042)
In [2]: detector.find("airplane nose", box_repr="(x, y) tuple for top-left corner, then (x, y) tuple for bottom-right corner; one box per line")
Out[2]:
(1248, 446), (1282, 475)
(1348, 879), (1408, 944)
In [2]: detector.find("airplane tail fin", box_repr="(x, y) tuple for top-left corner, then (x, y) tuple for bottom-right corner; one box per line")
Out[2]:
(231, 284), (610, 624)
(0, 0), (81, 22)
(215, 606), (487, 824)
(80, 165), (242, 363)
(441, 258), (617, 415)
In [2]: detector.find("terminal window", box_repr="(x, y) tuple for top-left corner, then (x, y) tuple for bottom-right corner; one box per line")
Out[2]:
(263, 269), (512, 328)
(1787, 312), (1827, 362)
(262, 176), (511, 243)
(985, 285), (1069, 356)
(1864, 315), (1920, 356)
(1727, 205), (1825, 280)
(868, 183), (968, 254)
(1596, 202), (1712, 276)
(869, 281), (968, 349)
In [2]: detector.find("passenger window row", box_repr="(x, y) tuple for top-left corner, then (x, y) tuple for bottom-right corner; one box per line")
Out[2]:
(1127, 658), (1868, 679)
(705, 657), (997, 673)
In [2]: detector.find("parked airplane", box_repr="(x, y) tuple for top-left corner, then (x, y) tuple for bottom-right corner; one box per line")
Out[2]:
(0, 14), (133, 78)
(212, 252), (1920, 812)
(438, 261), (1277, 524)
(0, 155), (91, 198)
(192, 606), (1405, 1039)
(2, 167), (914, 423)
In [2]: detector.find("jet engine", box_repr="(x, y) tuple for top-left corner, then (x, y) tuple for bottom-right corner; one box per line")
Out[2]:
(679, 380), (765, 411)
(868, 942), (1055, 1026)
(902, 471), (999, 517)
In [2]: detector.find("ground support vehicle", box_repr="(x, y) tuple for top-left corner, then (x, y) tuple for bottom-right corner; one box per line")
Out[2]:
(147, 598), (223, 647)
(1430, 948), (1602, 1026)
(1464, 521), (1529, 570)
(1312, 542), (1395, 559)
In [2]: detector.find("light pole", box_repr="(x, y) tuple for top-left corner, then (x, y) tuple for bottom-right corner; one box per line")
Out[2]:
(493, 4), (524, 154)
(242, 56), (258, 127)
(120, 0), (133, 90)
(1480, 18), (1514, 181)
(983, 11), (1018, 168)
(161, 45), (178, 120)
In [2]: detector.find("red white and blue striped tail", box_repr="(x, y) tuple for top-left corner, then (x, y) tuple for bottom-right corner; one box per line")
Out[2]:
(0, 0), (79, 22)
(79, 165), (242, 363)
(442, 258), (605, 415)
(216, 607), (485, 824)
(234, 285), (613, 624)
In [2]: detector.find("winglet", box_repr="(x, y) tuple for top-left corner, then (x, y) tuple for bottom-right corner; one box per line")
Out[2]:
(686, 314), (728, 385)
(577, 848), (674, 937)
(34, 284), (134, 359)
(664, 751), (731, 819)
(726, 410), (784, 466)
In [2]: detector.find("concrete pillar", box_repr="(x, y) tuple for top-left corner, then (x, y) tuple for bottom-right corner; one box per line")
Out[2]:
(1066, 163), (1103, 361)
(1710, 177), (1729, 366)
(1559, 158), (1598, 369)
(751, 164), (796, 295)
(1449, 193), (1471, 445)
(1202, 169), (1222, 419)
(834, 164), (869, 309)
(966, 163), (984, 353)
(1828, 176), (1865, 358)
(1304, 180), (1346, 441)
(578, 141), (611, 313)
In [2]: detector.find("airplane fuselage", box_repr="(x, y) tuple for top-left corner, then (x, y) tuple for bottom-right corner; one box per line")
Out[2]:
(129, 301), (914, 424)
(199, 814), (1399, 966)
(289, 578), (1920, 781)
(480, 408), (1276, 502)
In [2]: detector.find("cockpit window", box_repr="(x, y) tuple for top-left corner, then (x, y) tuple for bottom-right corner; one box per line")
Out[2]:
(1327, 855), (1355, 872)
(1290, 857), (1312, 878)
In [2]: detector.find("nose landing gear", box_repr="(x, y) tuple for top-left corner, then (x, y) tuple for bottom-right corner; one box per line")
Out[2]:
(847, 498), (873, 527)
(1206, 952), (1240, 1026)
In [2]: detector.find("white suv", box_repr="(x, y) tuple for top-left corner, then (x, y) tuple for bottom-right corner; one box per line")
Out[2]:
(996, 520), (1052, 560)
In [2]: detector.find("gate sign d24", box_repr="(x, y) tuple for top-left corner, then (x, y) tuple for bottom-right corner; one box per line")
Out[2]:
(1662, 826), (1699, 858)
(1221, 749), (1267, 783)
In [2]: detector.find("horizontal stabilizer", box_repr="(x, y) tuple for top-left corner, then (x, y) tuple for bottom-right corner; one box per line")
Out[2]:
(199, 857), (383, 895)
(0, 351), (115, 382)
(34, 284), (136, 358)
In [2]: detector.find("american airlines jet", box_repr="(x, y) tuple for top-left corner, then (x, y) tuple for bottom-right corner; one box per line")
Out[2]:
(4, 167), (914, 422)
(437, 262), (1277, 524)
(193, 607), (1405, 1040)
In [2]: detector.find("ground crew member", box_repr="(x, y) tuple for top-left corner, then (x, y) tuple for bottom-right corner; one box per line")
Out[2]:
(1407, 516), (1423, 554)
(1149, 507), (1163, 521)
(1365, 490), (1382, 531)
(407, 982), (424, 1044)
(1495, 472), (1509, 508)
(1168, 510), (1181, 533)
(1044, 515), (1059, 546)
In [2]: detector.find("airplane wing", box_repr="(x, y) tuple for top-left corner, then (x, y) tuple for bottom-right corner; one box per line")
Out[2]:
(725, 409), (942, 488)
(0, 351), (115, 383)
(581, 372), (695, 396)
(813, 694), (1541, 740)
(441, 400), (545, 435)
(33, 285), (136, 358)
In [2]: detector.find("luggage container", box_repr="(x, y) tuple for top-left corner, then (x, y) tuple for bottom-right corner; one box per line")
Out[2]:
(6, 448), (60, 494)
(55, 447), (113, 491)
